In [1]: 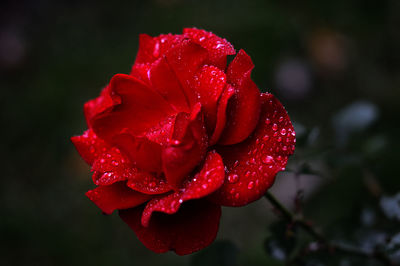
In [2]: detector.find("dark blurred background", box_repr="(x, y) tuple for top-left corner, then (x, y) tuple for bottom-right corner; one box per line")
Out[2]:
(1, 0), (399, 265)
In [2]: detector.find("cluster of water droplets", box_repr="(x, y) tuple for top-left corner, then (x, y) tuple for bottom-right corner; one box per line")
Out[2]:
(221, 96), (295, 203)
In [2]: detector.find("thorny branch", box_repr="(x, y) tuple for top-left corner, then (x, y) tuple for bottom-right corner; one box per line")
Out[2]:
(264, 192), (397, 266)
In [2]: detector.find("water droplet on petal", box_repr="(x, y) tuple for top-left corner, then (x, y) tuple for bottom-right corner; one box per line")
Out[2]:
(263, 155), (275, 164)
(272, 123), (278, 131)
(248, 181), (254, 190)
(228, 174), (239, 184)
(280, 128), (286, 135)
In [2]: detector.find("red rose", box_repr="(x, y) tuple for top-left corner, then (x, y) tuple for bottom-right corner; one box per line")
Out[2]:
(71, 28), (295, 255)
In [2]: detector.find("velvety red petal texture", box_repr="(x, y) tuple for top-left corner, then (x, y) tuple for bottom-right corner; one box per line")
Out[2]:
(162, 103), (208, 189)
(112, 133), (162, 174)
(141, 151), (224, 226)
(183, 28), (235, 69)
(90, 145), (133, 186)
(92, 74), (175, 141)
(83, 85), (120, 129)
(218, 50), (261, 145)
(210, 84), (235, 145)
(164, 39), (208, 107)
(192, 65), (226, 135)
(72, 28), (296, 256)
(119, 200), (221, 255)
(210, 93), (295, 206)
(71, 129), (108, 165)
(86, 182), (151, 215)
(127, 174), (171, 195)
(133, 33), (183, 65)
(149, 57), (190, 112)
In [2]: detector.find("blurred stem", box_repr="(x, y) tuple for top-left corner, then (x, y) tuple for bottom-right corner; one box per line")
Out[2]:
(264, 192), (395, 266)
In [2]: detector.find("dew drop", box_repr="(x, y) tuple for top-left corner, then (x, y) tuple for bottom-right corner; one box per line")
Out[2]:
(247, 181), (254, 190)
(263, 155), (275, 164)
(228, 174), (239, 184)
(272, 123), (278, 131)
(265, 118), (271, 125)
(280, 128), (286, 135)
(202, 184), (208, 189)
(278, 116), (284, 122)
(234, 193), (240, 199)
(245, 171), (251, 177)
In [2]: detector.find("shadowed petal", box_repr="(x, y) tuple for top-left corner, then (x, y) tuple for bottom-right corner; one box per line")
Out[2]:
(86, 182), (151, 215)
(119, 200), (221, 255)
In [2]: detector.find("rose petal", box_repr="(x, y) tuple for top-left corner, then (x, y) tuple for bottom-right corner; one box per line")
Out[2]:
(210, 93), (296, 206)
(71, 129), (108, 165)
(119, 200), (221, 255)
(165, 39), (208, 107)
(133, 33), (183, 65)
(149, 57), (190, 112)
(192, 65), (226, 135)
(86, 182), (151, 215)
(209, 84), (235, 145)
(218, 50), (261, 145)
(130, 63), (151, 84)
(144, 114), (176, 145)
(91, 74), (175, 141)
(91, 145), (134, 186)
(162, 103), (208, 189)
(83, 85), (120, 129)
(141, 151), (224, 226)
(127, 174), (171, 195)
(112, 133), (162, 174)
(183, 28), (235, 69)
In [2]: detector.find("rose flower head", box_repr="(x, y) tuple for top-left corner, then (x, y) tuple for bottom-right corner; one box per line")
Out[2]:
(71, 28), (296, 255)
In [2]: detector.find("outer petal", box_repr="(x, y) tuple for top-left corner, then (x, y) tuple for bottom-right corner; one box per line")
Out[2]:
(162, 103), (208, 189)
(218, 50), (261, 145)
(183, 28), (235, 69)
(119, 200), (221, 255)
(149, 57), (190, 112)
(86, 182), (151, 215)
(91, 145), (134, 186)
(83, 85), (119, 129)
(210, 93), (296, 206)
(133, 33), (183, 65)
(192, 65), (226, 135)
(127, 174), (171, 195)
(141, 151), (224, 226)
(91, 74), (175, 141)
(71, 129), (108, 165)
(130, 63), (151, 85)
(164, 39), (208, 107)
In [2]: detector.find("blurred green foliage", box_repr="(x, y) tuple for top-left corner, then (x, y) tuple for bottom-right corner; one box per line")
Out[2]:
(1, 0), (399, 265)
